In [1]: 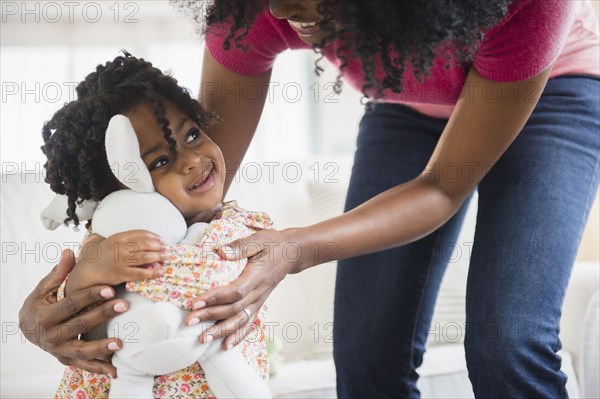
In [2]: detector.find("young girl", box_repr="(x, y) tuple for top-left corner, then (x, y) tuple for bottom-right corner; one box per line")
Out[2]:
(41, 52), (270, 399)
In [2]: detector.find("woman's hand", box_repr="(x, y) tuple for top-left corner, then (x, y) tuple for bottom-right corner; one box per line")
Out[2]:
(66, 230), (172, 296)
(184, 228), (301, 349)
(18, 249), (129, 378)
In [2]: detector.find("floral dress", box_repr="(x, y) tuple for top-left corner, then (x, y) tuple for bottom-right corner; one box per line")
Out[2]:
(55, 201), (271, 398)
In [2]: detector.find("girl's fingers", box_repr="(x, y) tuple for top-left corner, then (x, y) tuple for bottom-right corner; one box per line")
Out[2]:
(127, 266), (165, 281)
(124, 250), (171, 266)
(128, 238), (169, 254)
(118, 231), (165, 249)
(107, 231), (165, 256)
(119, 243), (169, 262)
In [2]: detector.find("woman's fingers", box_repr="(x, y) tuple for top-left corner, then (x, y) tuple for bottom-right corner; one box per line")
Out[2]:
(186, 286), (261, 326)
(217, 236), (264, 261)
(19, 251), (78, 347)
(198, 304), (258, 344)
(55, 338), (121, 377)
(36, 300), (127, 359)
(188, 229), (294, 345)
(82, 233), (104, 246)
(36, 249), (76, 299)
(61, 299), (129, 338)
(40, 298), (129, 350)
(44, 285), (117, 324)
(72, 359), (118, 379)
(223, 319), (260, 350)
(191, 269), (258, 311)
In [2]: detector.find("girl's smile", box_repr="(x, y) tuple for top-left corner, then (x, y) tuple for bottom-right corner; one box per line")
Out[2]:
(125, 100), (225, 223)
(187, 164), (216, 193)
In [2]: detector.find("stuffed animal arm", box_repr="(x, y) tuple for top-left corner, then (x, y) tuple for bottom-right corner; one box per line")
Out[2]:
(41, 115), (271, 399)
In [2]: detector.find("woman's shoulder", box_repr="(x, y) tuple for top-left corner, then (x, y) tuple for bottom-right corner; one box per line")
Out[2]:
(474, 0), (580, 82)
(204, 3), (309, 76)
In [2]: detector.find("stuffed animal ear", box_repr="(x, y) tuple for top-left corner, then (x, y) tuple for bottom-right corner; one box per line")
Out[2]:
(40, 194), (98, 230)
(105, 114), (155, 193)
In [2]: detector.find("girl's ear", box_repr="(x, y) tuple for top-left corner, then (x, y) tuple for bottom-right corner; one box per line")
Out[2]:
(105, 114), (155, 193)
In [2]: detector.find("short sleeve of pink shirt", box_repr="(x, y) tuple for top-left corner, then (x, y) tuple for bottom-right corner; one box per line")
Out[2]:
(205, 10), (306, 76)
(473, 0), (577, 82)
(205, 0), (599, 117)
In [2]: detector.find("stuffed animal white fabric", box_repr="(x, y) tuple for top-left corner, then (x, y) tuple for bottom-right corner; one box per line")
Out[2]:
(41, 115), (271, 399)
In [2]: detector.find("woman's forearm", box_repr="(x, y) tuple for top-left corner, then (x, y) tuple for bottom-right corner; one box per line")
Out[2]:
(199, 48), (272, 195)
(285, 176), (468, 272)
(285, 68), (552, 272)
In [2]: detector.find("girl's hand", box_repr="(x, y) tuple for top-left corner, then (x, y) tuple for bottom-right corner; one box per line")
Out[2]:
(18, 249), (129, 378)
(66, 230), (172, 296)
(184, 229), (298, 349)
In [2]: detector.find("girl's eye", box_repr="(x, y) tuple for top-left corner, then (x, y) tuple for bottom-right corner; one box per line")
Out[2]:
(186, 128), (201, 144)
(149, 157), (169, 171)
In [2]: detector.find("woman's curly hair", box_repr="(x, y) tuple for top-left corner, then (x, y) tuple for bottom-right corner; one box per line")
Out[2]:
(174, 0), (513, 100)
(41, 52), (218, 227)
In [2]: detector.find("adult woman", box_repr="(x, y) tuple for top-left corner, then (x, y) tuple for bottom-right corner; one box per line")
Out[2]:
(20, 0), (599, 397)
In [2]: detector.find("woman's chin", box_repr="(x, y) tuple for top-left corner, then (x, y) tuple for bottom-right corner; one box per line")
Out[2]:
(299, 33), (334, 47)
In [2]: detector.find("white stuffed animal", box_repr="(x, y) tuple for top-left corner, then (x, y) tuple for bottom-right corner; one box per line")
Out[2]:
(41, 115), (271, 399)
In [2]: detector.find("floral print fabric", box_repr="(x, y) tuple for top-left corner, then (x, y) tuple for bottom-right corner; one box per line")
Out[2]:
(54, 201), (271, 398)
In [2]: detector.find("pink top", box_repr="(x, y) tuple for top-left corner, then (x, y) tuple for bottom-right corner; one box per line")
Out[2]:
(206, 0), (600, 118)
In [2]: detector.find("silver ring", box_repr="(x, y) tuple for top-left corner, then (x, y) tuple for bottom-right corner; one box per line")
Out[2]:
(242, 308), (252, 323)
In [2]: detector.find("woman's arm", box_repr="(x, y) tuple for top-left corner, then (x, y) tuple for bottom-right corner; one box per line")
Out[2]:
(20, 231), (170, 377)
(200, 47), (273, 195)
(292, 66), (553, 264)
(185, 66), (553, 346)
(19, 249), (127, 377)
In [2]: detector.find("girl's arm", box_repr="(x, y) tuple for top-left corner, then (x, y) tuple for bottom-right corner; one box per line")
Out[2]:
(65, 230), (171, 296)
(184, 66), (553, 347)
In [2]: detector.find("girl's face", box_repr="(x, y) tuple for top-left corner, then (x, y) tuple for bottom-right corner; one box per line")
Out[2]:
(124, 101), (225, 225)
(269, 0), (338, 46)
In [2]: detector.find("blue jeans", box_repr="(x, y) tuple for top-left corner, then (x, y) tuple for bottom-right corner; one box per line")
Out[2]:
(333, 75), (600, 398)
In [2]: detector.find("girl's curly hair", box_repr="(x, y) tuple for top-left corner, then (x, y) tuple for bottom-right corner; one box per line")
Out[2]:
(41, 52), (218, 227)
(174, 0), (513, 100)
